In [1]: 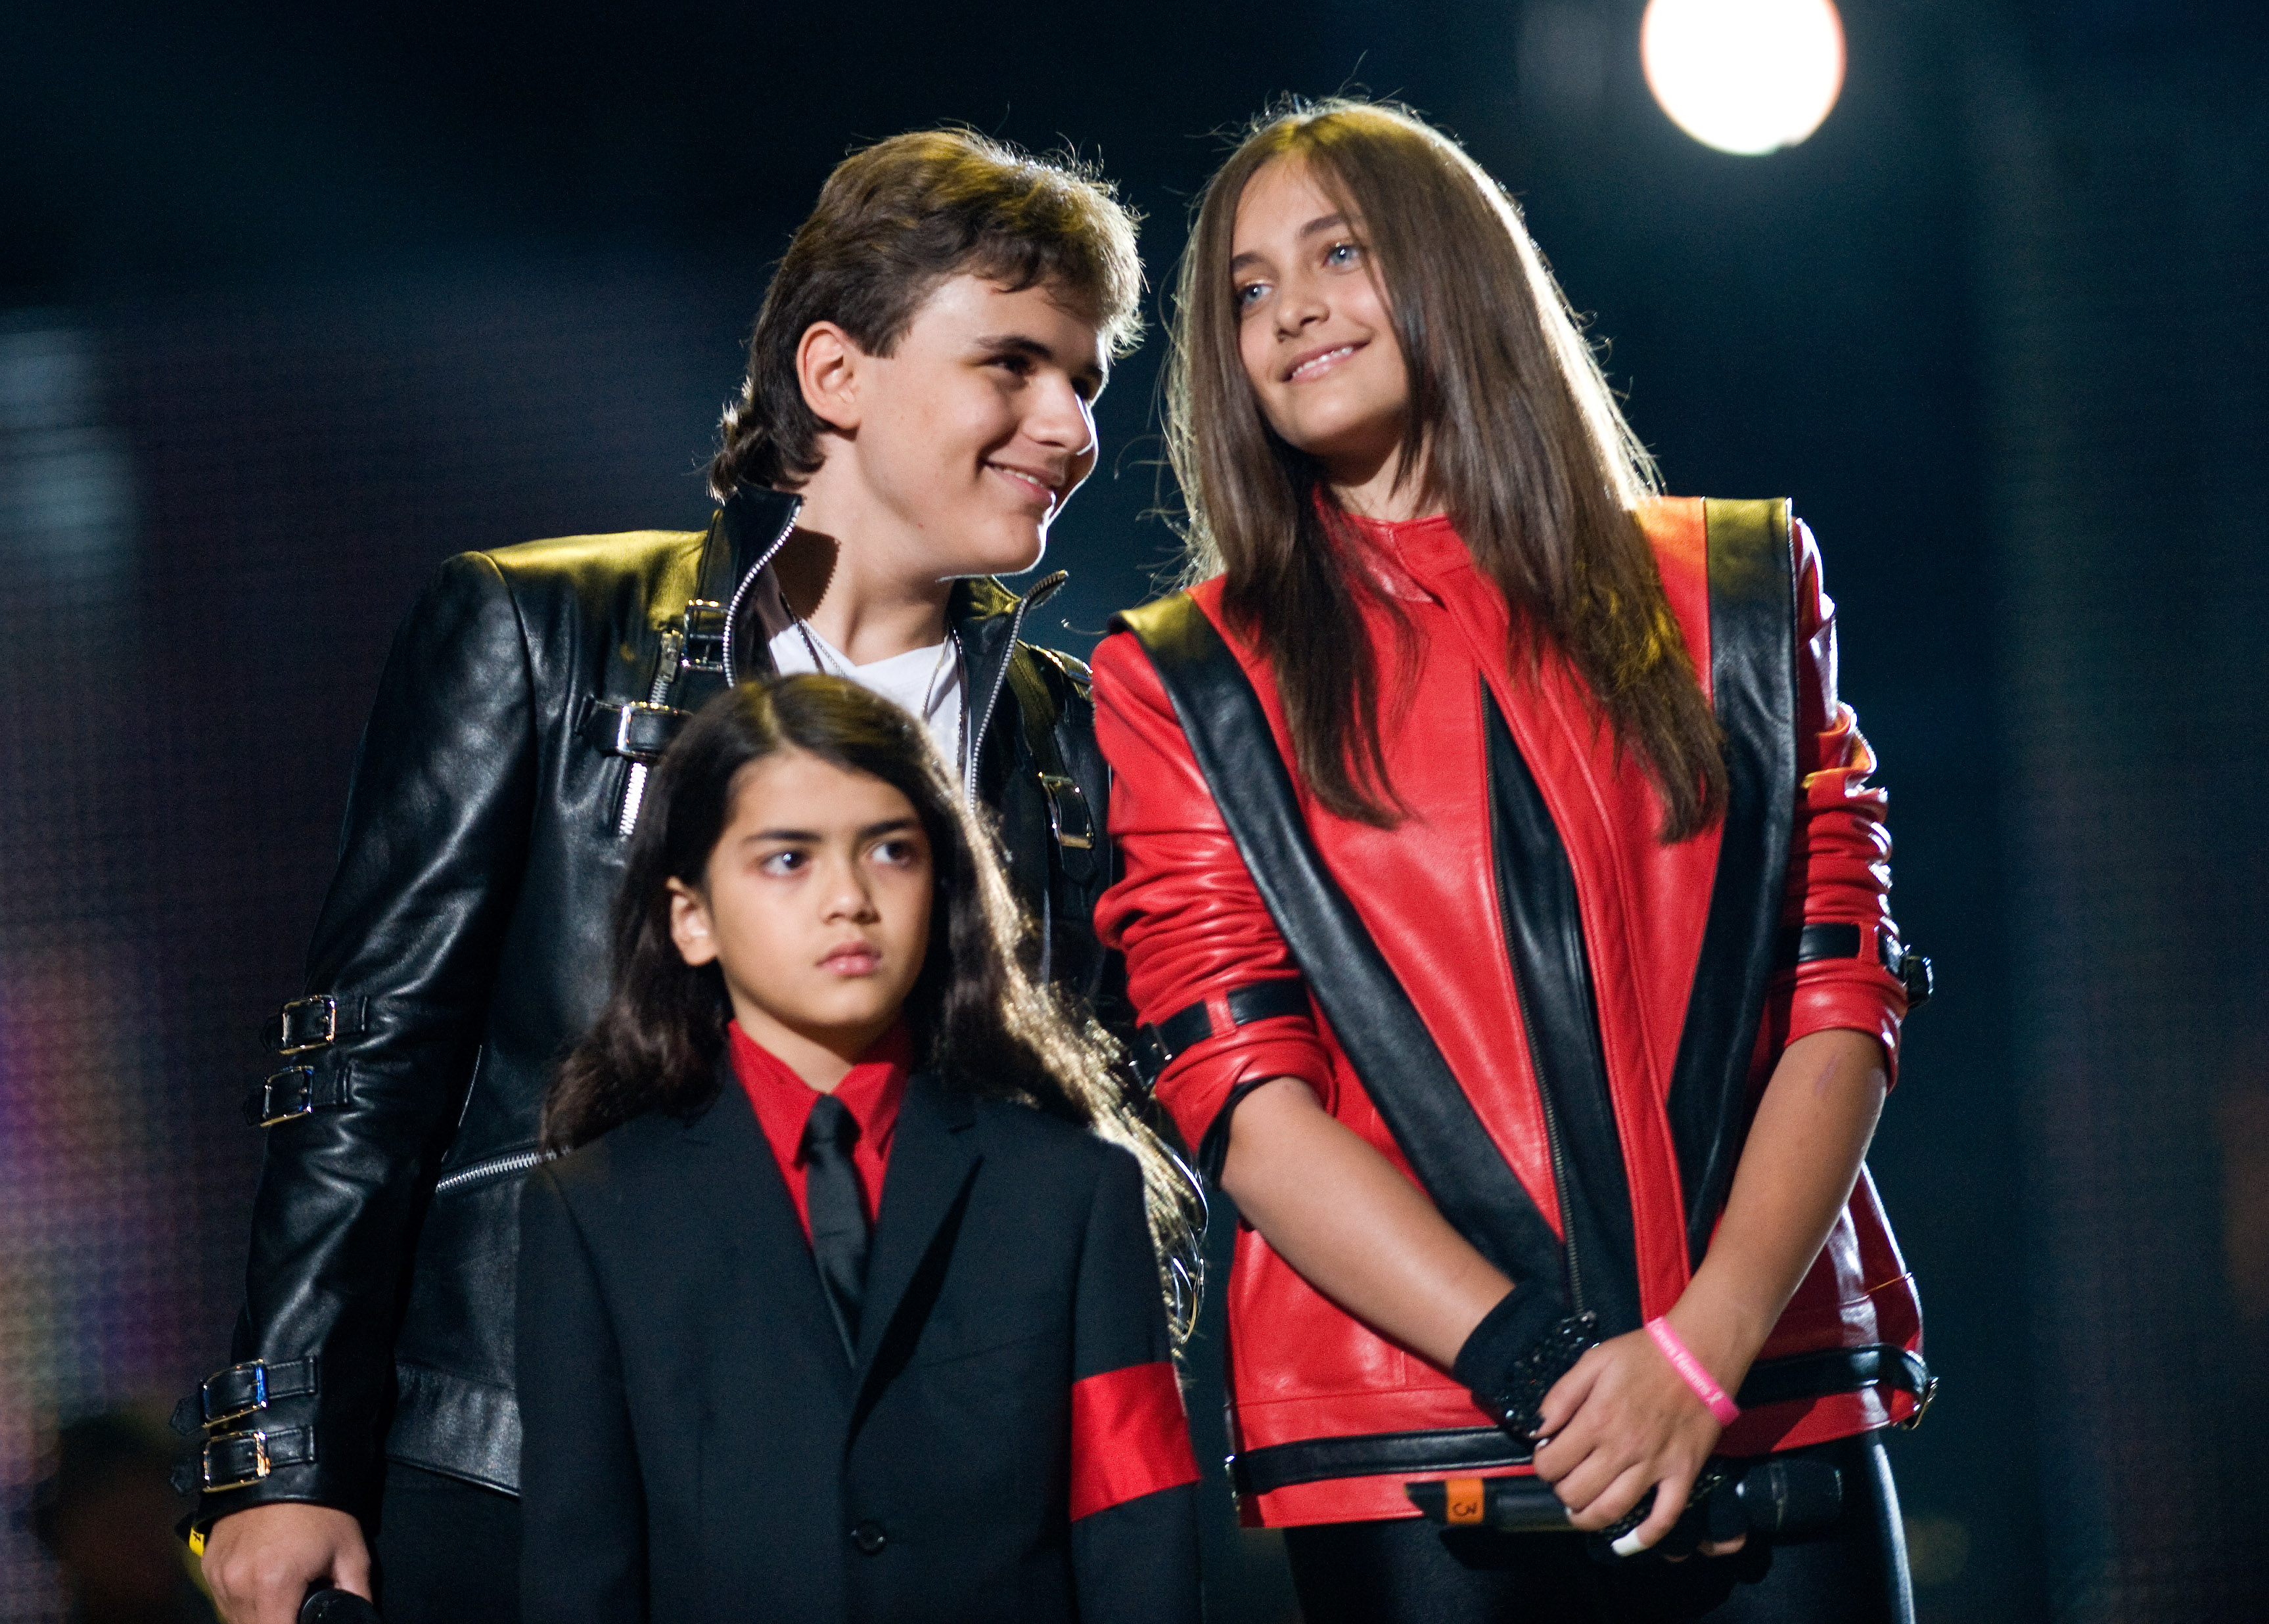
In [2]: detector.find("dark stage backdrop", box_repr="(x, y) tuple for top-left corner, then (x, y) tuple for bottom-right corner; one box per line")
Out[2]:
(3, 3), (2263, 1620)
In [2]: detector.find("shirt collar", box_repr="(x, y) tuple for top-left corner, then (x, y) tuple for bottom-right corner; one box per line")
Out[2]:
(728, 1018), (913, 1164)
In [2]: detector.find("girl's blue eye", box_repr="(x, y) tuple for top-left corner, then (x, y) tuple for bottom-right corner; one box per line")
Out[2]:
(1326, 241), (1362, 267)
(1234, 282), (1266, 311)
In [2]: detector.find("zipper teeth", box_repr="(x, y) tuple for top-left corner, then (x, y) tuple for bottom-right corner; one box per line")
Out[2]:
(433, 1147), (545, 1195)
(1535, 1058), (1586, 1315)
(618, 625), (687, 838)
(720, 501), (801, 687)
(967, 589), (1036, 807)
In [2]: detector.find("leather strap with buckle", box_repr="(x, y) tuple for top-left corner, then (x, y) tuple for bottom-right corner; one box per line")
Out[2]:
(678, 598), (727, 673)
(196, 1356), (319, 1428)
(1134, 978), (1310, 1083)
(243, 1064), (353, 1127)
(262, 995), (368, 1056)
(200, 1425), (316, 1492)
(579, 698), (692, 763)
(1037, 772), (1095, 851)
(1773, 922), (1933, 1012)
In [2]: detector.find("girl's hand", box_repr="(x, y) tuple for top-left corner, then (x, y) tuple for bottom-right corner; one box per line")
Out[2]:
(1528, 1326), (1744, 1558)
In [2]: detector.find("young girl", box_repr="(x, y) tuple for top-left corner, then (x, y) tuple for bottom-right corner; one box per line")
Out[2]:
(1093, 102), (1931, 1621)
(515, 674), (1203, 1624)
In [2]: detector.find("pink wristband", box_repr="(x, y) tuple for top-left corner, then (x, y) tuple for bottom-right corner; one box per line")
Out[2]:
(1645, 1317), (1741, 1426)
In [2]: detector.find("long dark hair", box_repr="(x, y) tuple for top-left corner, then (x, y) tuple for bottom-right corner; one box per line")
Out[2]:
(1166, 100), (1726, 840)
(543, 675), (1202, 1337)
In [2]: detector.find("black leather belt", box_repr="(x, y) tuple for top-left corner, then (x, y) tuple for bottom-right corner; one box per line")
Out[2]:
(1230, 1342), (1935, 1498)
(580, 698), (692, 763)
(199, 1425), (317, 1493)
(1134, 978), (1310, 1083)
(1773, 923), (1933, 1011)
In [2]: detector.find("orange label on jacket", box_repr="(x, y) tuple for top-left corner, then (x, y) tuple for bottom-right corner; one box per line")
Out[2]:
(1445, 1477), (1486, 1525)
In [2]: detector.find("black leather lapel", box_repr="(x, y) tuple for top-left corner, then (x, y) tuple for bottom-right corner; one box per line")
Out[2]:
(717, 485), (798, 600)
(679, 1064), (853, 1399)
(1482, 690), (1643, 1336)
(1663, 499), (1800, 1265)
(1114, 596), (1567, 1296)
(849, 1074), (980, 1427)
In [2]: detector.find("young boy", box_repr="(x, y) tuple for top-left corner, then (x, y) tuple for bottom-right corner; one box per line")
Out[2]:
(187, 129), (1144, 1624)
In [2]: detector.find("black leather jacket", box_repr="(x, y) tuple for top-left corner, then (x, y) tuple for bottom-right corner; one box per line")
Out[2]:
(187, 486), (1117, 1522)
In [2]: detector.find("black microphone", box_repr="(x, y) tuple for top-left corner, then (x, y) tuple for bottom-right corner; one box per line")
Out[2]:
(299, 1589), (382, 1624)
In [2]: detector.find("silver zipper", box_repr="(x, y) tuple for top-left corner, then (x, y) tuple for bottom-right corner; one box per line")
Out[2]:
(720, 497), (802, 687)
(966, 570), (1067, 807)
(433, 1147), (545, 1196)
(617, 624), (687, 838)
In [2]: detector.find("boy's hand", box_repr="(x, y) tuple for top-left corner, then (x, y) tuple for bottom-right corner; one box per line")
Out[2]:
(1528, 1328), (1744, 1558)
(200, 1503), (371, 1624)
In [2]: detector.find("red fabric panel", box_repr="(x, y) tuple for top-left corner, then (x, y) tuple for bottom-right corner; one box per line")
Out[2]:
(1067, 1361), (1199, 1522)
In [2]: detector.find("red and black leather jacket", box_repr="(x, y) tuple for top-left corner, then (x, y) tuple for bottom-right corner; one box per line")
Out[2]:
(1093, 499), (1927, 1528)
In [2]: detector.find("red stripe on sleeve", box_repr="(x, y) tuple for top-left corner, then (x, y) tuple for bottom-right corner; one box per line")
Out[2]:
(1067, 1361), (1200, 1522)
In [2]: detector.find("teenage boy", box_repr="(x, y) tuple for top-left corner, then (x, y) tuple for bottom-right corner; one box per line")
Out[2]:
(186, 129), (1143, 1624)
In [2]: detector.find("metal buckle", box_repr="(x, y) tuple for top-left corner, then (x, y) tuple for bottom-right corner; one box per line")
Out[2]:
(612, 701), (674, 757)
(202, 1429), (272, 1491)
(273, 996), (340, 1054)
(1880, 932), (1934, 1012)
(1896, 1373), (1939, 1431)
(256, 1067), (317, 1127)
(202, 1361), (270, 1427)
(680, 599), (726, 672)
(1037, 773), (1094, 851)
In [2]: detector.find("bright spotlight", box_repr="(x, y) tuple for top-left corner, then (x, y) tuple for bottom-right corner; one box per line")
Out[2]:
(1640, 0), (1846, 156)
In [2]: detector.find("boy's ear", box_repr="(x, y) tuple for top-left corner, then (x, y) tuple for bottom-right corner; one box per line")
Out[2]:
(666, 878), (720, 967)
(796, 321), (865, 434)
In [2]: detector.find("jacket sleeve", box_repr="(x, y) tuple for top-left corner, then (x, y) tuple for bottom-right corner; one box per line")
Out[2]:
(516, 1163), (647, 1624)
(1066, 1144), (1202, 1624)
(202, 551), (539, 1524)
(1774, 519), (1912, 1077)
(1090, 626), (1331, 1156)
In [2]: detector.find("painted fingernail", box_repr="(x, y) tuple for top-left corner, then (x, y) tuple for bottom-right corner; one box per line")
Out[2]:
(1612, 1531), (1648, 1558)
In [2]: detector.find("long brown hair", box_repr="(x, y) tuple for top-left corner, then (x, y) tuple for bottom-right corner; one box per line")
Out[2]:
(1165, 100), (1725, 839)
(543, 676), (1203, 1340)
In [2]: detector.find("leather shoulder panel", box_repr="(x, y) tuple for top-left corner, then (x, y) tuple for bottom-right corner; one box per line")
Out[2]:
(1663, 499), (1800, 1264)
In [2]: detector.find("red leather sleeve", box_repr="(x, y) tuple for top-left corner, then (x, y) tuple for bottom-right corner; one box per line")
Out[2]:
(1778, 519), (1911, 1079)
(1091, 625), (1334, 1153)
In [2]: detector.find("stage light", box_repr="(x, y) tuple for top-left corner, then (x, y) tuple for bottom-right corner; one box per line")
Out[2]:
(1639, 0), (1846, 156)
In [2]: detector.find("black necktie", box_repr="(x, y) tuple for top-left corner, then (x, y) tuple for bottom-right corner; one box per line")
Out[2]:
(802, 1094), (869, 1365)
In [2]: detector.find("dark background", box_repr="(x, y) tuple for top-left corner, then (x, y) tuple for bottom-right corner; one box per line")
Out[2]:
(3, 2), (2264, 1619)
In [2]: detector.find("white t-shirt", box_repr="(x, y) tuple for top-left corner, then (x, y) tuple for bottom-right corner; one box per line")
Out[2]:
(767, 620), (966, 785)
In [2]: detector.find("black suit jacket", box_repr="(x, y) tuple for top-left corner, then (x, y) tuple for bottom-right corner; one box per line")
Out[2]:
(516, 1070), (1201, 1624)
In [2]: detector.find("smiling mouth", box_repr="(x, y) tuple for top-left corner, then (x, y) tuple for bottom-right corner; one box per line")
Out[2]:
(1287, 344), (1360, 383)
(986, 463), (1060, 508)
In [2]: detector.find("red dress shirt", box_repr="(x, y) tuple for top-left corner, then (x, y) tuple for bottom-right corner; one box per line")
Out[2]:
(728, 1020), (911, 1244)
